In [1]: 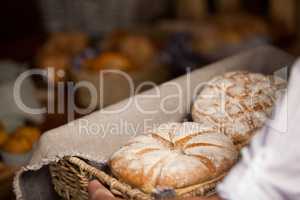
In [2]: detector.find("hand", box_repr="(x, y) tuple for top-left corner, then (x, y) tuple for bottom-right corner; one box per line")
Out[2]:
(88, 180), (118, 200)
(181, 195), (222, 200)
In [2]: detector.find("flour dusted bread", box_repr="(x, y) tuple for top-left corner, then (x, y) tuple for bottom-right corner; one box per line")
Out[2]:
(192, 71), (286, 145)
(109, 122), (238, 194)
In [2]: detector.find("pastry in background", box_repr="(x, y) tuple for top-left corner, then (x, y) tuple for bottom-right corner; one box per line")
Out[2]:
(0, 129), (8, 147)
(37, 51), (70, 69)
(36, 32), (89, 82)
(55, 32), (88, 55)
(0, 125), (40, 166)
(15, 126), (41, 145)
(159, 14), (270, 56)
(2, 135), (32, 154)
(40, 32), (88, 57)
(118, 35), (156, 66)
(1, 126), (41, 154)
(193, 15), (269, 55)
(84, 52), (134, 71)
(100, 30), (128, 50)
(101, 31), (156, 66)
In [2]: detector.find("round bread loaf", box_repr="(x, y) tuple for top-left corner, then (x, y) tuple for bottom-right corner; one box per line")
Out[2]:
(192, 71), (286, 145)
(109, 122), (238, 194)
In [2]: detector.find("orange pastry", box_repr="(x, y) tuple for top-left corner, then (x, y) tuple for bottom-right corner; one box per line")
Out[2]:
(119, 35), (155, 66)
(37, 52), (70, 71)
(0, 130), (8, 147)
(87, 52), (134, 71)
(15, 126), (41, 145)
(2, 136), (32, 154)
(45, 32), (88, 55)
(36, 32), (88, 83)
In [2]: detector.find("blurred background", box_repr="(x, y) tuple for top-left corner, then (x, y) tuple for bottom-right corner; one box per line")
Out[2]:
(0, 0), (299, 198)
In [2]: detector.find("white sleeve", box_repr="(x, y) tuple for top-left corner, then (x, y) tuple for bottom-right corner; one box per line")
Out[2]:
(217, 61), (300, 200)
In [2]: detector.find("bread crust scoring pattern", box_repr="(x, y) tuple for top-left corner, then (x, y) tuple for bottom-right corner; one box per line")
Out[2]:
(192, 71), (286, 145)
(110, 122), (238, 194)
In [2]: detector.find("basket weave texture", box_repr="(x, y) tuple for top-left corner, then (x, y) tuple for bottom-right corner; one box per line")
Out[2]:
(50, 156), (223, 200)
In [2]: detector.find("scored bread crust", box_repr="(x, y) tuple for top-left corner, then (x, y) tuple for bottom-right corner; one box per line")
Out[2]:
(192, 71), (286, 145)
(109, 122), (238, 194)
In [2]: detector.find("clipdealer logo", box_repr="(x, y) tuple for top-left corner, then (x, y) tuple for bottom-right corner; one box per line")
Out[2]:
(13, 66), (289, 134)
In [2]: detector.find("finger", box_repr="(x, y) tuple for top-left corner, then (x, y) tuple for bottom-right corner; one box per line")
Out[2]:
(88, 180), (104, 195)
(88, 180), (115, 200)
(181, 195), (221, 200)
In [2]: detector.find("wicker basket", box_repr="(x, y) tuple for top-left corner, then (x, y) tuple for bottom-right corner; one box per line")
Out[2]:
(50, 156), (224, 200)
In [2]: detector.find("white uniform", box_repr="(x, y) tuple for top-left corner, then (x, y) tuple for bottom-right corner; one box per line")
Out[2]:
(217, 60), (300, 200)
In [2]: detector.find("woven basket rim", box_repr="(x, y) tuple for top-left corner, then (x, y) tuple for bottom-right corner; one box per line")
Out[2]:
(61, 156), (224, 199)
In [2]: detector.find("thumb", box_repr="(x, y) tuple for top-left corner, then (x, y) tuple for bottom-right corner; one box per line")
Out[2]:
(88, 180), (116, 200)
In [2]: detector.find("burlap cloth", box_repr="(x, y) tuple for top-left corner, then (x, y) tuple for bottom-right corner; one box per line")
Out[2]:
(13, 46), (294, 200)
